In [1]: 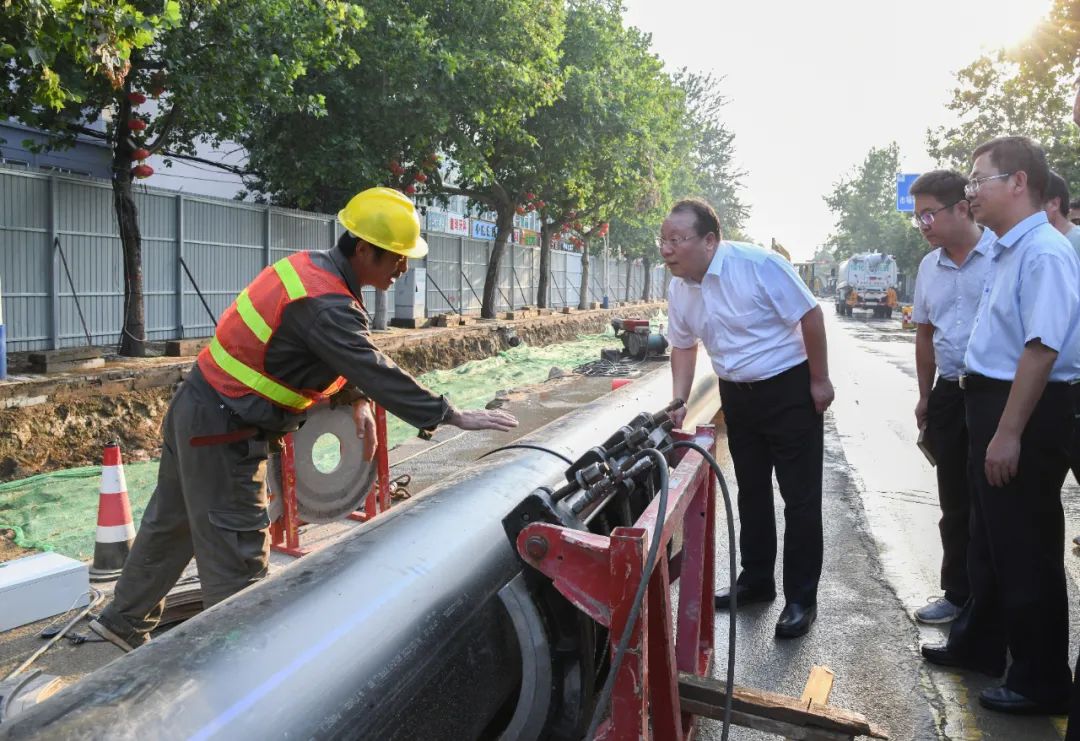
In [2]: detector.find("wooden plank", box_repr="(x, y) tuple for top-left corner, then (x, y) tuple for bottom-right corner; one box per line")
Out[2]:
(680, 705), (854, 740)
(29, 356), (105, 374)
(800, 666), (836, 706)
(789, 667), (837, 741)
(27, 347), (101, 364)
(677, 673), (887, 738)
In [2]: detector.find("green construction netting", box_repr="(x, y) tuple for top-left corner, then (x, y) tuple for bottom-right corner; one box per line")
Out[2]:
(1, 318), (665, 560)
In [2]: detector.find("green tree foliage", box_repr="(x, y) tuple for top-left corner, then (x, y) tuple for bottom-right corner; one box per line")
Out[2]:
(242, 0), (565, 318)
(926, 0), (1080, 191)
(823, 143), (925, 280)
(0, 0), (178, 110)
(0, 0), (363, 355)
(672, 70), (748, 235)
(525, 0), (686, 309)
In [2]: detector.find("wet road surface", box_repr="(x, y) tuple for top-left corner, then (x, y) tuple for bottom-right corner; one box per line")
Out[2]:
(701, 305), (1080, 740)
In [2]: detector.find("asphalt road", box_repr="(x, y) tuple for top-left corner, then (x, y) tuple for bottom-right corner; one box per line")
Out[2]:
(698, 305), (1078, 740)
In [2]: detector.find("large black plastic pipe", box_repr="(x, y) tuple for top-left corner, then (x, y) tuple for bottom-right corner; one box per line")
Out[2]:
(0, 361), (720, 740)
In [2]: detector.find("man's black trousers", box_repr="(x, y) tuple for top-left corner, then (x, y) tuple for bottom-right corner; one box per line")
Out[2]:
(946, 377), (1072, 705)
(924, 377), (970, 606)
(719, 361), (823, 606)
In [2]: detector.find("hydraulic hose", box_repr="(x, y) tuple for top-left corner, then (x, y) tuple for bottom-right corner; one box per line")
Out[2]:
(670, 439), (737, 741)
(584, 446), (669, 740)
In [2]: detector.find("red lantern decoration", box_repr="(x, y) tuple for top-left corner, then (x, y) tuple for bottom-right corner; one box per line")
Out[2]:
(128, 118), (147, 131)
(404, 184), (416, 195)
(151, 86), (165, 99)
(515, 207), (525, 215)
(536, 200), (545, 209)
(415, 172), (427, 183)
(127, 91), (147, 105)
(131, 147), (150, 161)
(131, 164), (154, 179)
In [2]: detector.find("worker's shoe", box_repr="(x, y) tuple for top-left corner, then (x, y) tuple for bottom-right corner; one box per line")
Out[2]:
(774, 603), (816, 639)
(88, 618), (149, 653)
(714, 583), (776, 611)
(914, 596), (963, 625)
(919, 643), (1001, 677)
(978, 686), (1069, 716)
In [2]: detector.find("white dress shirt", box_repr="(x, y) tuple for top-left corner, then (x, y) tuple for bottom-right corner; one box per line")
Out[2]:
(964, 212), (1080, 382)
(666, 241), (818, 382)
(912, 227), (996, 380)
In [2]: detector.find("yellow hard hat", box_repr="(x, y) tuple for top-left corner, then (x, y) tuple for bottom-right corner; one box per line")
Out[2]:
(337, 187), (428, 259)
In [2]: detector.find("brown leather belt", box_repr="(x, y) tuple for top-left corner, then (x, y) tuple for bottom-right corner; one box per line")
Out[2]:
(189, 427), (260, 447)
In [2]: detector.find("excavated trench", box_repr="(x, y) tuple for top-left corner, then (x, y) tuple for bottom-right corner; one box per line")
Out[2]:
(0, 305), (664, 482)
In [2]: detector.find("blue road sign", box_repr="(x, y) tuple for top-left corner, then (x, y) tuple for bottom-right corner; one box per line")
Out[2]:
(896, 173), (919, 212)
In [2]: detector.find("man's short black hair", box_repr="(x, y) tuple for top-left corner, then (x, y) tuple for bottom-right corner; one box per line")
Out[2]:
(1046, 171), (1070, 216)
(909, 170), (972, 220)
(971, 136), (1050, 205)
(336, 230), (399, 262)
(336, 230), (360, 256)
(669, 198), (721, 238)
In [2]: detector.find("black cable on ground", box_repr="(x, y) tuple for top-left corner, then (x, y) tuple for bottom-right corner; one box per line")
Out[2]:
(585, 447), (669, 740)
(476, 443), (574, 466)
(670, 439), (737, 741)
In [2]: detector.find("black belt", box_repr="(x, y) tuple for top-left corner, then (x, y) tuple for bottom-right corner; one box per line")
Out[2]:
(722, 361), (806, 391)
(937, 377), (961, 387)
(960, 373), (1075, 392)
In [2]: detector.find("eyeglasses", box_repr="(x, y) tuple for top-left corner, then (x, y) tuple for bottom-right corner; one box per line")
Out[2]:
(656, 234), (700, 248)
(910, 200), (964, 229)
(964, 173), (1013, 198)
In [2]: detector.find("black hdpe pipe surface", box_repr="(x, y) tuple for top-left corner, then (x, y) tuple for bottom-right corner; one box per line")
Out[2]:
(0, 360), (720, 741)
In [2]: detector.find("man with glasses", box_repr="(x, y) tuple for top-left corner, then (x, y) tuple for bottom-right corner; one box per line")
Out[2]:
(920, 137), (1080, 716)
(1044, 171), (1080, 254)
(661, 198), (833, 639)
(908, 170), (995, 626)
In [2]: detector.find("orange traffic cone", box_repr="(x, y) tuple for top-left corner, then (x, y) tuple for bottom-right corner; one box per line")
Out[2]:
(89, 441), (136, 582)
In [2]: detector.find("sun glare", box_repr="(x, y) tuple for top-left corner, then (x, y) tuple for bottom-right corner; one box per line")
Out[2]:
(971, 0), (1051, 52)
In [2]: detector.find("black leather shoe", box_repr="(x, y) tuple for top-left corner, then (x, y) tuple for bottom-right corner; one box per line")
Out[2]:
(978, 686), (1069, 715)
(714, 584), (776, 610)
(775, 603), (816, 638)
(920, 643), (1002, 678)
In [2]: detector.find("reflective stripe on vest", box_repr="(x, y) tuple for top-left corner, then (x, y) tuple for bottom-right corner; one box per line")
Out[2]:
(208, 336), (314, 412)
(199, 253), (348, 412)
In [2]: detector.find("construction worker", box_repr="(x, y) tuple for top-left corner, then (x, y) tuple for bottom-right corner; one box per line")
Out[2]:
(90, 187), (518, 652)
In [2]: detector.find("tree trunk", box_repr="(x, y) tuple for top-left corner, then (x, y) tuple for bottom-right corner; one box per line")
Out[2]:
(537, 223), (554, 308)
(578, 240), (591, 310)
(625, 258), (633, 302)
(642, 256), (653, 301)
(481, 206), (515, 318)
(111, 87), (146, 358)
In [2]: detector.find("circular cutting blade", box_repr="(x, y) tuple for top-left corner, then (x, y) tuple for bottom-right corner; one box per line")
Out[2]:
(278, 403), (378, 523)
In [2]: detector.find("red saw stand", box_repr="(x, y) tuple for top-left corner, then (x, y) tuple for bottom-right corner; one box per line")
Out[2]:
(269, 405), (392, 558)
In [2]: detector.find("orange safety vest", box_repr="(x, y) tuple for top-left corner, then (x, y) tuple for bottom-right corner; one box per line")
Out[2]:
(197, 252), (350, 413)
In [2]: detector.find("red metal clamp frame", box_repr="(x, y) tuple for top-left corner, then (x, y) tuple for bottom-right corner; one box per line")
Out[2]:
(270, 404), (392, 557)
(515, 425), (718, 740)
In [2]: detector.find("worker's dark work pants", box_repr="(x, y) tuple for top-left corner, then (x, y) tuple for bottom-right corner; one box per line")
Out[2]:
(947, 378), (1072, 705)
(99, 373), (270, 641)
(924, 377), (970, 606)
(719, 361), (824, 606)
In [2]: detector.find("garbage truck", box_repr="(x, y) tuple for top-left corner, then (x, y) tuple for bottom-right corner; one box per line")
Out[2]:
(834, 252), (898, 318)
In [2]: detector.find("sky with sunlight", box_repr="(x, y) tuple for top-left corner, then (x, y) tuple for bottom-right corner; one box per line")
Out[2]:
(622, 0), (1057, 260)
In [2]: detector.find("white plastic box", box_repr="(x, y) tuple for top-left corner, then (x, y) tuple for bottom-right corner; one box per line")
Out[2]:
(0, 552), (90, 633)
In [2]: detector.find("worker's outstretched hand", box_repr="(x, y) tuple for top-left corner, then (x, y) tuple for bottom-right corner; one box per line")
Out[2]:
(449, 408), (519, 432)
(352, 400), (378, 461)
